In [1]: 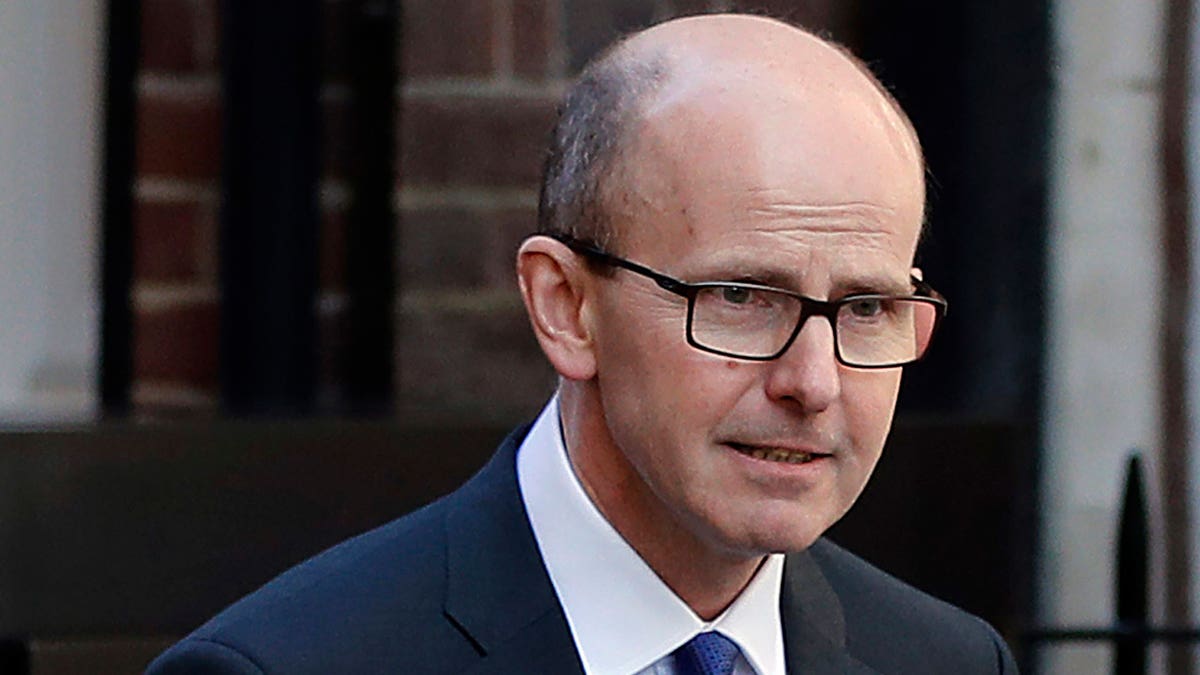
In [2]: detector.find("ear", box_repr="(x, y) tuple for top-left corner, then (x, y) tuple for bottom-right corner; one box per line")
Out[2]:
(516, 236), (598, 381)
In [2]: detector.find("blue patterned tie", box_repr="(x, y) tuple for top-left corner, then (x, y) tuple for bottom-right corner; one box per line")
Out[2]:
(673, 631), (742, 675)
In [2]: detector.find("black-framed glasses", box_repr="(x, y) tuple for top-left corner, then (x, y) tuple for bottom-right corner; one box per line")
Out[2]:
(551, 234), (948, 368)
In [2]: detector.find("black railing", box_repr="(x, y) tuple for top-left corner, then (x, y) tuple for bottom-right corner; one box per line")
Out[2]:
(98, 0), (140, 416)
(1022, 454), (1200, 673)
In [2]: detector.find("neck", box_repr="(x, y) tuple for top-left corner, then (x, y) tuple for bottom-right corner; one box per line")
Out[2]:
(558, 384), (765, 620)
(631, 527), (766, 620)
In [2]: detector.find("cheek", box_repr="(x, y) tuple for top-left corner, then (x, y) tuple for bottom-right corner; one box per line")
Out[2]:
(596, 321), (757, 458)
(596, 293), (743, 396)
(624, 356), (748, 437)
(593, 289), (682, 362)
(664, 351), (760, 417)
(841, 369), (902, 448)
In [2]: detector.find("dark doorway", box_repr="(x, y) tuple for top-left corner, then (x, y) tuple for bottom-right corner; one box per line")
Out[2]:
(831, 0), (1050, 658)
(848, 1), (1050, 421)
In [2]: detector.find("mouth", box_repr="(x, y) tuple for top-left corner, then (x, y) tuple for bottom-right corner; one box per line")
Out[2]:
(725, 442), (830, 465)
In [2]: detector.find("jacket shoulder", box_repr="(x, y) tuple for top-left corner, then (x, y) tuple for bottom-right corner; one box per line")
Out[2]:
(807, 538), (1017, 674)
(147, 496), (474, 675)
(148, 426), (536, 675)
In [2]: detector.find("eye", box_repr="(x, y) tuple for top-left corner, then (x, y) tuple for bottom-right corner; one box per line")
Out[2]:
(846, 297), (886, 318)
(720, 286), (753, 304)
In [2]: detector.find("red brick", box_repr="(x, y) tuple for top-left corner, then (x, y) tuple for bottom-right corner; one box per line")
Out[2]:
(134, 301), (220, 389)
(133, 200), (212, 282)
(399, 205), (534, 290)
(321, 95), (351, 179)
(315, 296), (349, 406)
(136, 94), (222, 179)
(319, 208), (347, 292)
(195, 0), (221, 70)
(402, 0), (495, 78)
(400, 96), (556, 188)
(484, 208), (537, 287)
(140, 0), (200, 72)
(397, 304), (555, 423)
(512, 0), (558, 78)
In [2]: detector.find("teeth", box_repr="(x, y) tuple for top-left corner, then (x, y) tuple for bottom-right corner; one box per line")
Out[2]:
(744, 447), (815, 464)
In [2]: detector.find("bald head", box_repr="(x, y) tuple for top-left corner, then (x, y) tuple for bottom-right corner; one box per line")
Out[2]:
(537, 14), (924, 250)
(520, 14), (931, 584)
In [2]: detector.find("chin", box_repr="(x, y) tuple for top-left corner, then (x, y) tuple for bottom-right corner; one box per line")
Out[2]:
(758, 529), (825, 556)
(714, 511), (834, 557)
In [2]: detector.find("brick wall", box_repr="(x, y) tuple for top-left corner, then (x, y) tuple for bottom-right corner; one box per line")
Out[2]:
(133, 0), (222, 414)
(395, 0), (562, 424)
(130, 0), (840, 421)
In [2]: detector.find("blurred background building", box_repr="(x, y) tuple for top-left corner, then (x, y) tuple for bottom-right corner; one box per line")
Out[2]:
(0, 0), (1195, 673)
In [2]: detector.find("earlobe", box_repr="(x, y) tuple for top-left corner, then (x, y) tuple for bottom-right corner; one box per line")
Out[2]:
(516, 236), (598, 381)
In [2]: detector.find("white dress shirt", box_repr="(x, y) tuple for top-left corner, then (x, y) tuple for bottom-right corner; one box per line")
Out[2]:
(517, 395), (787, 675)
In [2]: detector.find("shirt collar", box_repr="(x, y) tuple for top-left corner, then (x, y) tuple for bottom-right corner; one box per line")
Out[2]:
(517, 395), (786, 674)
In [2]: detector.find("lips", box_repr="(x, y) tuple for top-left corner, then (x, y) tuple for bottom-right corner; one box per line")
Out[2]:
(726, 442), (830, 465)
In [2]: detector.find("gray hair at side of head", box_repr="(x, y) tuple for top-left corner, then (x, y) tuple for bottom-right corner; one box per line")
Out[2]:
(536, 38), (667, 251)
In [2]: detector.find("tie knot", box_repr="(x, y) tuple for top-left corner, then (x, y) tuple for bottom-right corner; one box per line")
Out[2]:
(674, 631), (742, 675)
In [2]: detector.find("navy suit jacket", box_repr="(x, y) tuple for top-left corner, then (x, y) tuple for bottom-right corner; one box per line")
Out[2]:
(147, 425), (1017, 674)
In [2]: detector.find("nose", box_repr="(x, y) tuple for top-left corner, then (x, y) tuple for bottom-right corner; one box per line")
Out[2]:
(762, 315), (841, 413)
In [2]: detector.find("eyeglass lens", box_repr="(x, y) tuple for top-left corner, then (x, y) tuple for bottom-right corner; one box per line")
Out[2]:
(688, 286), (939, 366)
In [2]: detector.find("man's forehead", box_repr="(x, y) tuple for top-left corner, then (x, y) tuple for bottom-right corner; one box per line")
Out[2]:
(589, 14), (925, 257)
(654, 204), (917, 278)
(612, 95), (926, 243)
(610, 19), (920, 178)
(628, 57), (921, 176)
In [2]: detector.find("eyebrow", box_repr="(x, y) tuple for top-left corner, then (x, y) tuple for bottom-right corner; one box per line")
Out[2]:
(680, 262), (912, 297)
(835, 276), (914, 297)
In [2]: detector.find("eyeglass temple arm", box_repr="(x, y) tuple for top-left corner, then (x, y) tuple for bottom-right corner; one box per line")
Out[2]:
(554, 233), (943, 306)
(552, 235), (694, 296)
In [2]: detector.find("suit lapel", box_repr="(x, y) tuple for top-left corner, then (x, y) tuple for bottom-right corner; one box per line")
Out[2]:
(439, 428), (880, 675)
(781, 548), (880, 674)
(442, 427), (586, 675)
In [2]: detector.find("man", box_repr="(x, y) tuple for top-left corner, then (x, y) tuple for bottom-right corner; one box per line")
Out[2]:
(149, 13), (1016, 675)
